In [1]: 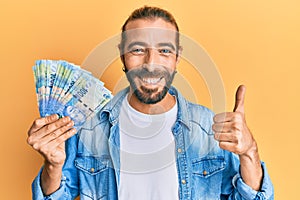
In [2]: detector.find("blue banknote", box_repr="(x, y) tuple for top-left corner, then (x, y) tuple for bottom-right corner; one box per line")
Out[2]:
(32, 60), (113, 130)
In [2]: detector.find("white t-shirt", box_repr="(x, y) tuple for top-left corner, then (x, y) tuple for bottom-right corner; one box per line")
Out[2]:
(118, 95), (179, 200)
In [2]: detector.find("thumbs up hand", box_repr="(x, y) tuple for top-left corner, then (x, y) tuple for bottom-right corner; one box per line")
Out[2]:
(212, 85), (257, 156)
(213, 85), (263, 190)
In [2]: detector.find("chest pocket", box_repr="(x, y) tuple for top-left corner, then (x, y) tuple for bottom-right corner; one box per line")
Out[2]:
(75, 156), (110, 200)
(191, 156), (225, 199)
(192, 156), (225, 178)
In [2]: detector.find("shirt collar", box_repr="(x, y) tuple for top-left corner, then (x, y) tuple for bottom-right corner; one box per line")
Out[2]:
(99, 86), (191, 130)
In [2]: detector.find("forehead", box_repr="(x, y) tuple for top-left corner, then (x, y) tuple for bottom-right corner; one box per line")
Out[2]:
(125, 18), (177, 30)
(124, 18), (177, 46)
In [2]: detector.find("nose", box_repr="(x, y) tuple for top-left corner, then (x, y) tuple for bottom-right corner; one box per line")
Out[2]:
(144, 48), (157, 65)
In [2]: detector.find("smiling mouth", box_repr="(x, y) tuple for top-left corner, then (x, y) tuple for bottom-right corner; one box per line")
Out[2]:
(140, 77), (163, 85)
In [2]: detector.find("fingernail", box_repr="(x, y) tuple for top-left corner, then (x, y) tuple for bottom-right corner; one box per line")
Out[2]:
(71, 128), (77, 134)
(63, 117), (70, 122)
(67, 121), (74, 127)
(52, 114), (59, 120)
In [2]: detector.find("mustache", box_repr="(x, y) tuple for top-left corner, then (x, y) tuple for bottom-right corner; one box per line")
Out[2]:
(126, 64), (172, 78)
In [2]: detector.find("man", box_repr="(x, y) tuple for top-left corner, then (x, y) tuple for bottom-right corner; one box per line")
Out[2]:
(27, 6), (274, 200)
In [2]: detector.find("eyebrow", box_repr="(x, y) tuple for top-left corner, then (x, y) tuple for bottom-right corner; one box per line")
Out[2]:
(126, 41), (176, 51)
(126, 41), (148, 50)
(157, 42), (176, 51)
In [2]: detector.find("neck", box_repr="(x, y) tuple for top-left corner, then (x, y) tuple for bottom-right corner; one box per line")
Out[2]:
(127, 90), (176, 115)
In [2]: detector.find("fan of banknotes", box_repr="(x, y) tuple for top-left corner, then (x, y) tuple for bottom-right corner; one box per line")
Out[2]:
(32, 60), (113, 130)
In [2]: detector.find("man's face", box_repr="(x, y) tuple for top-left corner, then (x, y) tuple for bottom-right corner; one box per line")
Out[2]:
(121, 18), (180, 104)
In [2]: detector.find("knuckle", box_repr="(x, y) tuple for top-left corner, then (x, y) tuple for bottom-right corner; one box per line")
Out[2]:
(46, 123), (57, 132)
(40, 146), (48, 154)
(45, 114), (57, 123)
(32, 120), (39, 128)
(50, 131), (58, 138)
(232, 122), (243, 131)
(63, 131), (70, 138)
(214, 132), (220, 140)
(45, 124), (51, 132)
(212, 124), (217, 131)
(46, 115), (53, 122)
(34, 118), (44, 127)
(213, 115), (218, 122)
(232, 122), (239, 130)
(50, 129), (61, 138)
(51, 122), (58, 130)
(27, 136), (33, 145)
(232, 135), (239, 144)
(70, 128), (77, 136)
(66, 129), (74, 137)
(64, 129), (75, 139)
(57, 126), (70, 136)
(62, 124), (70, 132)
(32, 143), (39, 150)
(233, 113), (242, 121)
(232, 114), (238, 121)
(231, 134), (238, 142)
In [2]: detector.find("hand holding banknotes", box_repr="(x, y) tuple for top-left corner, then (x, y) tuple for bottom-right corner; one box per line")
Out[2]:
(27, 114), (76, 195)
(27, 60), (113, 195)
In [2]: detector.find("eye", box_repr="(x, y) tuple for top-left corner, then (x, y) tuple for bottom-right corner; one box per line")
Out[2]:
(159, 48), (173, 55)
(130, 48), (145, 55)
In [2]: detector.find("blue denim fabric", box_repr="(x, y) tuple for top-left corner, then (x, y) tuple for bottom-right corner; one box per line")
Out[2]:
(32, 87), (274, 200)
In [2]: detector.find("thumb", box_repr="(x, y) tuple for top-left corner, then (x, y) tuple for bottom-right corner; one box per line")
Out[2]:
(233, 85), (246, 113)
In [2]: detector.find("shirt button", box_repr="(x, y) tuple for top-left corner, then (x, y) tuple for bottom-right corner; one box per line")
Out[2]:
(177, 148), (182, 153)
(90, 168), (95, 173)
(181, 179), (186, 184)
(203, 170), (207, 176)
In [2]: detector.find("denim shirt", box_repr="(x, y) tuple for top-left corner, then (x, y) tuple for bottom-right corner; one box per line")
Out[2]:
(32, 87), (274, 200)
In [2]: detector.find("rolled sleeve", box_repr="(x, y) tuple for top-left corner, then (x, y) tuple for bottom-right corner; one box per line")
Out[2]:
(233, 162), (274, 200)
(31, 167), (70, 200)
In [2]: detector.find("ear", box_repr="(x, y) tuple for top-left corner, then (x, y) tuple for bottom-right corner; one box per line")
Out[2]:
(176, 46), (183, 65)
(118, 44), (125, 65)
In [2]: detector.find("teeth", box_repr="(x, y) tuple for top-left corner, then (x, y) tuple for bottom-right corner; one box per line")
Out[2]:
(142, 78), (161, 84)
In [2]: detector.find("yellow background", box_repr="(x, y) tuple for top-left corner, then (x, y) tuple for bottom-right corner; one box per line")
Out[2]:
(1, 0), (299, 199)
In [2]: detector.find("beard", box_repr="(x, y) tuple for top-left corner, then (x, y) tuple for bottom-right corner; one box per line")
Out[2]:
(125, 65), (176, 104)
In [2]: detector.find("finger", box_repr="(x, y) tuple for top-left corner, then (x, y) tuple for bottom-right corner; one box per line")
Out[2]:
(213, 112), (235, 123)
(46, 128), (77, 153)
(219, 141), (235, 151)
(28, 117), (72, 144)
(31, 121), (74, 151)
(212, 122), (234, 133)
(214, 132), (238, 143)
(233, 85), (246, 113)
(28, 114), (59, 135)
(218, 141), (244, 155)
